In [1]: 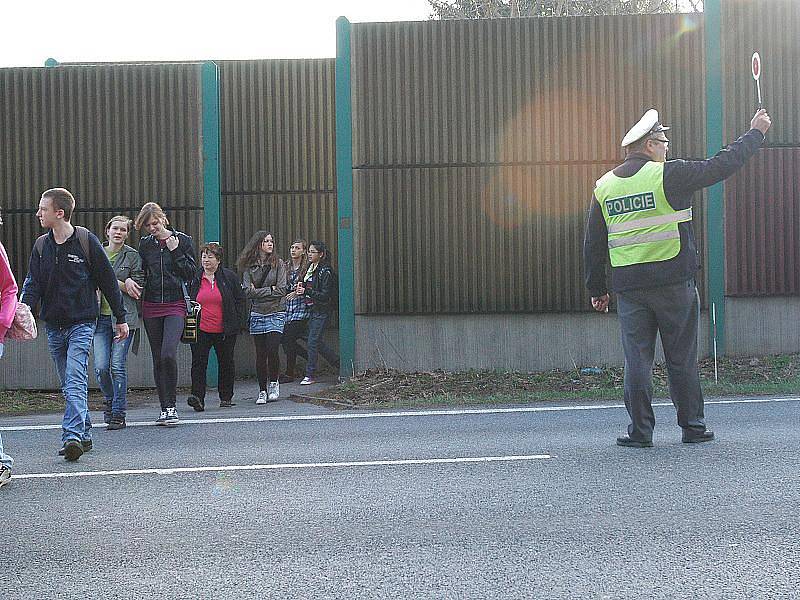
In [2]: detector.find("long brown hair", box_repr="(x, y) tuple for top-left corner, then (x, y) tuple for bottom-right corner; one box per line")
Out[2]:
(288, 238), (310, 281)
(236, 230), (280, 273)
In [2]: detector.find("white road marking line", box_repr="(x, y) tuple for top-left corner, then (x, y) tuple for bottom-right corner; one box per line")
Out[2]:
(12, 454), (552, 480)
(3, 396), (798, 432)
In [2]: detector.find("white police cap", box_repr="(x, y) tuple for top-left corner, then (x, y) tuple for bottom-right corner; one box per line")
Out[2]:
(621, 109), (670, 147)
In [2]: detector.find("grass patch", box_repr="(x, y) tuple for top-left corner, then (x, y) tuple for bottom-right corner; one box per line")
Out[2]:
(311, 353), (800, 409)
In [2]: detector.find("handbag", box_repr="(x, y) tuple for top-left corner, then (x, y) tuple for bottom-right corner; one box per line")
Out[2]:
(180, 281), (201, 344)
(7, 301), (38, 341)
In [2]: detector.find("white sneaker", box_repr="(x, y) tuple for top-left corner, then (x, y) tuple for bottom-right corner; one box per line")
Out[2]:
(0, 466), (11, 489)
(268, 381), (280, 401)
(299, 377), (315, 385)
(256, 390), (268, 405)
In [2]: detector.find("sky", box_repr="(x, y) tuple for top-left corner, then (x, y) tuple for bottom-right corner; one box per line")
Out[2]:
(0, 0), (433, 67)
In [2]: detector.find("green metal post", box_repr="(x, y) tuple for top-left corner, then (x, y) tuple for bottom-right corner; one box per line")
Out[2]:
(202, 61), (222, 386)
(704, 0), (725, 355)
(335, 17), (355, 379)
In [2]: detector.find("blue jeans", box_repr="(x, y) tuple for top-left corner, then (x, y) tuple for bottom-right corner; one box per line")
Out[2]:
(305, 311), (339, 378)
(46, 321), (96, 444)
(93, 315), (134, 419)
(0, 433), (12, 469)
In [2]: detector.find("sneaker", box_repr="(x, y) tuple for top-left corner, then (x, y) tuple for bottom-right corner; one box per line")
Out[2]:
(299, 377), (315, 385)
(107, 417), (126, 431)
(63, 439), (84, 462)
(165, 407), (179, 426)
(219, 399), (236, 408)
(156, 410), (168, 426)
(187, 395), (205, 412)
(268, 381), (280, 401)
(58, 439), (93, 456)
(255, 390), (268, 405)
(0, 466), (11, 489)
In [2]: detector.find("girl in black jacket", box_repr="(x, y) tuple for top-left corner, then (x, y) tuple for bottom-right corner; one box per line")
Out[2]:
(295, 240), (339, 384)
(135, 202), (196, 426)
(186, 243), (246, 411)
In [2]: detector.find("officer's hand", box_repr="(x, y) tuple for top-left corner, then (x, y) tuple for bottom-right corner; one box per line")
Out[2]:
(165, 235), (179, 251)
(591, 294), (610, 313)
(751, 109), (771, 134)
(114, 322), (130, 342)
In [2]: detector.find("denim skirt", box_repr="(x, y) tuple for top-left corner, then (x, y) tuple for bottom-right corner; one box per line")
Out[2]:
(249, 311), (285, 335)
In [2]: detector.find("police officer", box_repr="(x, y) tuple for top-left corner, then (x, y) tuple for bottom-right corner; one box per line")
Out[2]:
(584, 108), (772, 447)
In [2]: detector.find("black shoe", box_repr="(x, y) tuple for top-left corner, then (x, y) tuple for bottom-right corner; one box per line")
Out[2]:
(219, 400), (236, 408)
(616, 435), (653, 448)
(682, 429), (715, 444)
(187, 395), (205, 412)
(278, 374), (294, 384)
(63, 439), (84, 462)
(103, 412), (112, 425)
(156, 410), (168, 426)
(58, 439), (92, 456)
(107, 417), (126, 431)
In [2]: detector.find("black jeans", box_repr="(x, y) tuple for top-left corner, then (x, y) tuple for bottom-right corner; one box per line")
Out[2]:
(281, 319), (308, 376)
(143, 315), (184, 410)
(190, 330), (238, 404)
(253, 332), (281, 391)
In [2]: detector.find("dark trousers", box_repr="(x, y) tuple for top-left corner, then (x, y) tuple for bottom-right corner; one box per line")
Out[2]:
(281, 319), (308, 376)
(306, 311), (339, 378)
(190, 330), (238, 403)
(143, 315), (184, 410)
(616, 280), (706, 442)
(253, 332), (281, 391)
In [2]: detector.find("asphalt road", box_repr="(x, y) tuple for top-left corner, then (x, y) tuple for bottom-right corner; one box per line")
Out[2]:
(2, 395), (799, 599)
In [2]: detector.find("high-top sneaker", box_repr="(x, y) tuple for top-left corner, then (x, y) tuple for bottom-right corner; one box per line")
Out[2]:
(165, 407), (179, 426)
(268, 381), (280, 401)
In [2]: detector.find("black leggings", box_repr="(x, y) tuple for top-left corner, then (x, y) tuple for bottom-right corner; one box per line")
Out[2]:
(253, 332), (281, 391)
(281, 319), (308, 376)
(144, 315), (184, 410)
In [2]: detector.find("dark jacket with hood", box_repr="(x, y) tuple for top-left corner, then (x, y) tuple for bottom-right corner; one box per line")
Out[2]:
(138, 229), (196, 303)
(21, 227), (127, 328)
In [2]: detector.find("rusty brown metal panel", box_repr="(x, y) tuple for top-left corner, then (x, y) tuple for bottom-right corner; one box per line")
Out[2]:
(354, 164), (616, 314)
(0, 64), (203, 281)
(351, 15), (707, 314)
(722, 0), (800, 146)
(218, 59), (336, 195)
(221, 194), (338, 272)
(725, 148), (800, 296)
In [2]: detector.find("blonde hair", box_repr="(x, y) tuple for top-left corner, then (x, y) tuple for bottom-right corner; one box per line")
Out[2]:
(135, 202), (169, 232)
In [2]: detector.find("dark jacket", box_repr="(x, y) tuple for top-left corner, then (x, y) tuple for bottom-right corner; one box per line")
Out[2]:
(584, 128), (765, 295)
(188, 266), (247, 336)
(138, 229), (196, 303)
(104, 243), (145, 330)
(243, 260), (287, 315)
(302, 263), (336, 314)
(21, 227), (126, 328)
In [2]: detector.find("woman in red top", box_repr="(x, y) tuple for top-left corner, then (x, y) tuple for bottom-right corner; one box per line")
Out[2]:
(187, 243), (246, 410)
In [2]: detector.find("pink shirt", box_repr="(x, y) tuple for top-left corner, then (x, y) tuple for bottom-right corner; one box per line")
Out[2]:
(196, 276), (224, 334)
(0, 241), (19, 343)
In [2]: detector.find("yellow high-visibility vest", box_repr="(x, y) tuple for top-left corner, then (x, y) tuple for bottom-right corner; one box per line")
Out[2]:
(594, 162), (692, 267)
